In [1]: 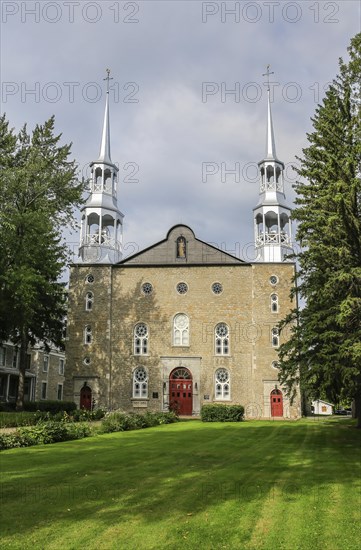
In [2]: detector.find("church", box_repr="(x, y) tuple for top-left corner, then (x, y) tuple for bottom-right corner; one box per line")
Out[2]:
(64, 76), (301, 419)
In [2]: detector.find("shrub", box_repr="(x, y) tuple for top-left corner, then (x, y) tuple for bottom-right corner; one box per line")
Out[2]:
(100, 411), (179, 434)
(201, 404), (245, 422)
(0, 412), (45, 428)
(0, 402), (16, 412)
(23, 401), (77, 414)
(71, 408), (106, 422)
(0, 421), (92, 451)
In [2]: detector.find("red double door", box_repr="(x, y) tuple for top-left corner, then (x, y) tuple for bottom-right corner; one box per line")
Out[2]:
(169, 368), (192, 415)
(270, 389), (283, 417)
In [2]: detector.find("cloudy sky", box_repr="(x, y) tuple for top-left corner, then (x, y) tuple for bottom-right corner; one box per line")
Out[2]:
(1, 0), (360, 267)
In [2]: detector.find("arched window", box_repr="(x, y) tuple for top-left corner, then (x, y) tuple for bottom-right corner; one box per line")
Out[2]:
(271, 327), (279, 347)
(94, 167), (102, 191)
(104, 168), (112, 193)
(173, 314), (189, 346)
(84, 325), (92, 344)
(134, 323), (148, 355)
(85, 292), (93, 311)
(215, 368), (230, 400)
(215, 323), (229, 355)
(271, 294), (278, 313)
(133, 367), (148, 398)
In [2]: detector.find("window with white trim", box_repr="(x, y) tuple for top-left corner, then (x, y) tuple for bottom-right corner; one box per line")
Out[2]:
(173, 314), (189, 346)
(270, 275), (278, 285)
(59, 358), (65, 375)
(84, 325), (92, 344)
(134, 323), (148, 355)
(43, 355), (49, 373)
(57, 383), (63, 400)
(271, 294), (278, 313)
(41, 382), (47, 400)
(215, 368), (230, 400)
(0, 346), (6, 366)
(133, 367), (148, 398)
(271, 327), (279, 347)
(85, 292), (94, 311)
(215, 323), (229, 355)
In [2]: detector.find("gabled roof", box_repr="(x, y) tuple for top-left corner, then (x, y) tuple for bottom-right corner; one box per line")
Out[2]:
(117, 224), (248, 266)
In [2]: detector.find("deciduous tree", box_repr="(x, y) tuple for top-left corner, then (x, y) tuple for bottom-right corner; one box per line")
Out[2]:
(0, 115), (85, 409)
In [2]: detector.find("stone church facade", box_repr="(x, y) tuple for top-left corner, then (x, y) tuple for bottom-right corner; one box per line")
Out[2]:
(65, 73), (300, 419)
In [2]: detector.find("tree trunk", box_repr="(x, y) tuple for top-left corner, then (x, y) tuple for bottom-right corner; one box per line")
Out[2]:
(16, 330), (29, 411)
(355, 395), (361, 429)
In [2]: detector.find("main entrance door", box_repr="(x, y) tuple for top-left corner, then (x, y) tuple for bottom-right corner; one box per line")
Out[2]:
(80, 385), (92, 410)
(270, 389), (283, 417)
(169, 368), (192, 415)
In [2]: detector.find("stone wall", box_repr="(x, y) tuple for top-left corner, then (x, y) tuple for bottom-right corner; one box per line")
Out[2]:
(65, 260), (300, 418)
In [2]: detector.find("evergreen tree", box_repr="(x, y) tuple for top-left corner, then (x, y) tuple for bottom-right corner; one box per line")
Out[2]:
(0, 115), (85, 409)
(278, 34), (361, 426)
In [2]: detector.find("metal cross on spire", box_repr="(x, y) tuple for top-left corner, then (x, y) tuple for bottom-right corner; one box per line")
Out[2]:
(103, 68), (113, 93)
(262, 64), (274, 91)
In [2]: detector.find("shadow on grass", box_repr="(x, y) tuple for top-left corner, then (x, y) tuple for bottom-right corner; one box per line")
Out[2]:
(1, 420), (360, 538)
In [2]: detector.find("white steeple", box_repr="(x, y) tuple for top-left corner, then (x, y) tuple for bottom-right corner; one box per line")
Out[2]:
(79, 69), (124, 264)
(266, 87), (277, 160)
(98, 84), (112, 164)
(253, 66), (292, 262)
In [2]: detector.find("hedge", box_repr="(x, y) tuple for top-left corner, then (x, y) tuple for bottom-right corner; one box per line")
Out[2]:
(0, 412), (47, 428)
(23, 400), (77, 413)
(100, 411), (179, 433)
(201, 404), (245, 422)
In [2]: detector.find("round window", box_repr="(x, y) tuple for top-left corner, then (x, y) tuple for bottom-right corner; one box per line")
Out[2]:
(269, 275), (278, 285)
(176, 282), (188, 294)
(212, 282), (223, 295)
(142, 282), (153, 295)
(86, 274), (94, 284)
(83, 357), (91, 365)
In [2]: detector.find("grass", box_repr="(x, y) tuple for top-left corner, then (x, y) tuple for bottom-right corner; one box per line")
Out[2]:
(0, 417), (360, 550)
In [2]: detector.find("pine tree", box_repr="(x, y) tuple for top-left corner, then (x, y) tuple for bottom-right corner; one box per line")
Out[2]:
(0, 115), (85, 409)
(278, 34), (361, 426)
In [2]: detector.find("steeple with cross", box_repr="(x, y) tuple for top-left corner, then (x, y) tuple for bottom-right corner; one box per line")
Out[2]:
(79, 69), (124, 264)
(252, 66), (293, 262)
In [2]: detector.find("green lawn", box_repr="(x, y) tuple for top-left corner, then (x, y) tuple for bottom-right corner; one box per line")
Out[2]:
(0, 418), (360, 550)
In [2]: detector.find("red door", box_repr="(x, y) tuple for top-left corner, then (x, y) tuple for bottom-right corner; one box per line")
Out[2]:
(271, 389), (283, 417)
(80, 385), (92, 410)
(169, 368), (192, 415)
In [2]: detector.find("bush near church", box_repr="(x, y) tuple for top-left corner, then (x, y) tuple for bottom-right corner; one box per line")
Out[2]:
(23, 400), (77, 414)
(0, 420), (91, 451)
(201, 404), (245, 422)
(100, 411), (179, 433)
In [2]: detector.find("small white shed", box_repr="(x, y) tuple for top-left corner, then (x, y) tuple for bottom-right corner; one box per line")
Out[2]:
(311, 400), (333, 415)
